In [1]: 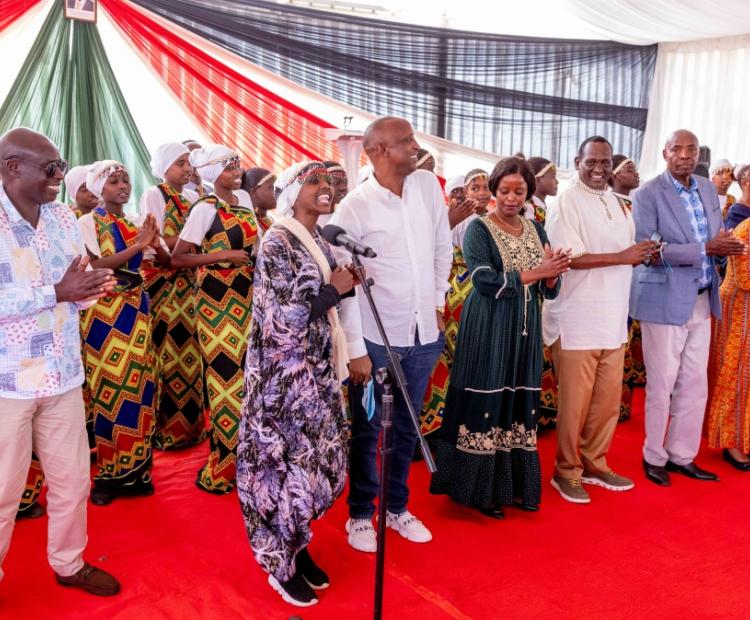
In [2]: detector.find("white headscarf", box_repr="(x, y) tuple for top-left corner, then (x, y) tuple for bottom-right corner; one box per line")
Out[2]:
(86, 160), (126, 199)
(710, 158), (733, 176)
(150, 142), (190, 179)
(188, 144), (238, 188)
(275, 161), (326, 218)
(445, 174), (465, 194)
(64, 165), (91, 200)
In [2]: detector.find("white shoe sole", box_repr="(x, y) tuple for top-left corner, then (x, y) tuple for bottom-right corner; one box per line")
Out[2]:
(302, 575), (329, 591)
(345, 519), (377, 553)
(581, 476), (635, 491)
(550, 478), (591, 504)
(268, 575), (318, 607)
(386, 520), (432, 543)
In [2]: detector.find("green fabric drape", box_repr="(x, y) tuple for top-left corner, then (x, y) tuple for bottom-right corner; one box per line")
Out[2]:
(0, 1), (155, 208)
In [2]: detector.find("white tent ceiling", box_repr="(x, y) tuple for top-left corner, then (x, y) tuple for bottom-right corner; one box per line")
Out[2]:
(296, 0), (750, 44)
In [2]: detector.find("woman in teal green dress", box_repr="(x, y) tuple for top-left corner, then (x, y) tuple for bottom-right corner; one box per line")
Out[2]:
(430, 158), (571, 519)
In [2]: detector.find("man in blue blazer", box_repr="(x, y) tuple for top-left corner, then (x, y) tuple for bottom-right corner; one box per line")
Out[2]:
(630, 129), (745, 486)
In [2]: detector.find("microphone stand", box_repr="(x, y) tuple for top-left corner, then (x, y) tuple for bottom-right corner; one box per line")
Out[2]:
(349, 252), (437, 620)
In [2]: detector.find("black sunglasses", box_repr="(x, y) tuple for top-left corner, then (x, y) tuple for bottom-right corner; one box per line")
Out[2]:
(4, 156), (69, 178)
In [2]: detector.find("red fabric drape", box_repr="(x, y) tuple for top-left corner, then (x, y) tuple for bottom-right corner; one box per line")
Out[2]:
(99, 0), (341, 171)
(0, 0), (41, 31)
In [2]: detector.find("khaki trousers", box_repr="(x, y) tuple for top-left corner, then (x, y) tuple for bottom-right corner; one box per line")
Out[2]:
(551, 339), (625, 480)
(0, 388), (89, 581)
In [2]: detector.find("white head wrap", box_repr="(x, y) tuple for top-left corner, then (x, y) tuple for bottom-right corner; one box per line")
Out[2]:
(445, 175), (465, 194)
(86, 160), (126, 199)
(150, 142), (190, 179)
(65, 165), (91, 200)
(357, 164), (373, 185)
(710, 158), (733, 176)
(275, 161), (327, 218)
(188, 144), (238, 187)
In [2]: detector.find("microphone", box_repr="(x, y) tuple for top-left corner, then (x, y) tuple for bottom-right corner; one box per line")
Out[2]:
(321, 224), (377, 258)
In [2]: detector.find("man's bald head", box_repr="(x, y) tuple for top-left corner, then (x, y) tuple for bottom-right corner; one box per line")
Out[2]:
(664, 129), (699, 151)
(0, 127), (63, 206)
(0, 127), (58, 163)
(363, 116), (420, 178)
(662, 129), (700, 182)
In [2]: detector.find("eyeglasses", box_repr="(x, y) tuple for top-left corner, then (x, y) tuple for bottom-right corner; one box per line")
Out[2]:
(3, 156), (68, 178)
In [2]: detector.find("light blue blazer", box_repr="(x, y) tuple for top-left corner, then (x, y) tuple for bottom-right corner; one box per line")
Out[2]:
(629, 171), (723, 325)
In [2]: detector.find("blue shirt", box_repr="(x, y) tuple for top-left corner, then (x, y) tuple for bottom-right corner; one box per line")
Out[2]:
(0, 185), (88, 399)
(669, 174), (712, 287)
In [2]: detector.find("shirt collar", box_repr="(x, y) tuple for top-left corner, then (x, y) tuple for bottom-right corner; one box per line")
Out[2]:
(0, 184), (57, 226)
(668, 172), (698, 194)
(366, 169), (409, 201)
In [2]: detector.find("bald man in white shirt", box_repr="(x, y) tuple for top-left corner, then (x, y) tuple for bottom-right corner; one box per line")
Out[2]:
(331, 117), (452, 552)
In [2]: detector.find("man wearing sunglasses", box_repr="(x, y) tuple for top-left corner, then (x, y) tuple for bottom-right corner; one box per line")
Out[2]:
(0, 128), (120, 596)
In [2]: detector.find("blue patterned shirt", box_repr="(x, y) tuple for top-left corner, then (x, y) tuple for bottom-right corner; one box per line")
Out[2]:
(0, 184), (88, 399)
(669, 174), (712, 287)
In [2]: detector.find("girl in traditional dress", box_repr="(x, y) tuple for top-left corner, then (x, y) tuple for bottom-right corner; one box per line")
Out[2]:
(171, 145), (256, 494)
(525, 158), (560, 429)
(79, 160), (168, 505)
(241, 167), (276, 235)
(421, 170), (490, 438)
(139, 143), (205, 451)
(609, 154), (646, 422)
(707, 164), (750, 471)
(430, 158), (571, 518)
(237, 161), (355, 607)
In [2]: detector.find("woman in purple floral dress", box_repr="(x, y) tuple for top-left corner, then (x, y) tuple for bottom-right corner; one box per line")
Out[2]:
(237, 161), (356, 607)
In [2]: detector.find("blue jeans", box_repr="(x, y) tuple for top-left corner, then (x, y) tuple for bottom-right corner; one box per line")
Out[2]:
(348, 332), (444, 518)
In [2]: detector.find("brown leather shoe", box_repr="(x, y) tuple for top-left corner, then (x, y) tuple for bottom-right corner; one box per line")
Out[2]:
(56, 562), (121, 596)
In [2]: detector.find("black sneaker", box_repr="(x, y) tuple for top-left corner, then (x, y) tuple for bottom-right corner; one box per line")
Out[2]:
(268, 572), (318, 607)
(296, 547), (330, 590)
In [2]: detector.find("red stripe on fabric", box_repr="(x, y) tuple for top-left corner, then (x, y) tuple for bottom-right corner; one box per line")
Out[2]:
(99, 0), (339, 170)
(0, 0), (41, 31)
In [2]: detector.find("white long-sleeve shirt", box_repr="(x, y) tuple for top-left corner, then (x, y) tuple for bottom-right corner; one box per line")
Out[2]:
(330, 169), (452, 358)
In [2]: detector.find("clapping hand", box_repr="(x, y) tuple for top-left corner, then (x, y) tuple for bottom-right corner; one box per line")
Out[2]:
(136, 214), (159, 250)
(448, 198), (477, 229)
(54, 255), (115, 303)
(706, 229), (746, 257)
(536, 244), (572, 280)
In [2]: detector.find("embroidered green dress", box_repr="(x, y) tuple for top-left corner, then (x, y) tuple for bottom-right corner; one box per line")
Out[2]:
(430, 216), (559, 509)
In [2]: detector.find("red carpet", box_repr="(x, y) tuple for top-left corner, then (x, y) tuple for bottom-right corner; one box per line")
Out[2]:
(3, 390), (748, 619)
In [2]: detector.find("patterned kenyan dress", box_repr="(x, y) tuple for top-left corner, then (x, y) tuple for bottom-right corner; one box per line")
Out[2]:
(193, 195), (257, 493)
(421, 244), (473, 437)
(142, 184), (205, 450)
(430, 217), (559, 509)
(707, 216), (750, 452)
(237, 225), (347, 582)
(81, 207), (156, 493)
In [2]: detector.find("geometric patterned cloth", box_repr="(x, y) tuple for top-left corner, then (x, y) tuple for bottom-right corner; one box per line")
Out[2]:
(80, 207), (156, 491)
(421, 245), (473, 436)
(17, 455), (44, 514)
(142, 184), (206, 450)
(193, 196), (257, 494)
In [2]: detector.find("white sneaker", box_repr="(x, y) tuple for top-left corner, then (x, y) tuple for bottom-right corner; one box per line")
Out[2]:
(345, 518), (377, 553)
(386, 510), (432, 543)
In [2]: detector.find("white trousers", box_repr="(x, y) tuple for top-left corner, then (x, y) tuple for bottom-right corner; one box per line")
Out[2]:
(0, 388), (89, 581)
(641, 293), (711, 467)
